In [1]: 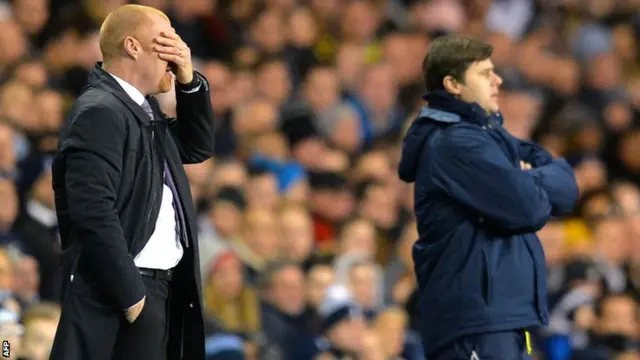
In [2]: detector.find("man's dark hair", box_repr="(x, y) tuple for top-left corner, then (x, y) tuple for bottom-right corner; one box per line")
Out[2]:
(422, 35), (493, 92)
(258, 260), (300, 292)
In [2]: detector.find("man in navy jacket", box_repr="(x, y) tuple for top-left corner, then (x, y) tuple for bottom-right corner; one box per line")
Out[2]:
(398, 35), (579, 359)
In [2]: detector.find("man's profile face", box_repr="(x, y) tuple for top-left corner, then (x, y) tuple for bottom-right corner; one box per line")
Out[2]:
(138, 13), (174, 94)
(457, 58), (502, 113)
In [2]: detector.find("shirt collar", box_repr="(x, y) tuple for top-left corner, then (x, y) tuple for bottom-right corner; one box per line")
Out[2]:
(109, 73), (146, 106)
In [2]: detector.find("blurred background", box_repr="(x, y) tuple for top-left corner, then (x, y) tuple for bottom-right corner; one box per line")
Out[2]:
(0, 0), (640, 359)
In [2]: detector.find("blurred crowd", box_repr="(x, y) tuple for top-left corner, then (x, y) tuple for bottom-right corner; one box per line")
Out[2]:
(1, 0), (640, 359)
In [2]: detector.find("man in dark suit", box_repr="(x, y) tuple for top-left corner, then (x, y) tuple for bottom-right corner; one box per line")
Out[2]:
(49, 4), (214, 360)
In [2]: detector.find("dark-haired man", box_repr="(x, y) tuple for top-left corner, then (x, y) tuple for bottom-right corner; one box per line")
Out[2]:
(398, 35), (579, 359)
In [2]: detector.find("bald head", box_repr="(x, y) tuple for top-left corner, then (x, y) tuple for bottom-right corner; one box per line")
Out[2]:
(99, 4), (168, 63)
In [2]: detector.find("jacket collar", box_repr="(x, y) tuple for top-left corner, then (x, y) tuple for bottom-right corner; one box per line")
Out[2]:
(88, 62), (154, 125)
(420, 90), (503, 127)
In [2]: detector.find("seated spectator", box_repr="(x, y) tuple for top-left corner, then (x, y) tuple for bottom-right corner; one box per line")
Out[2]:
(203, 249), (261, 341)
(259, 260), (313, 359)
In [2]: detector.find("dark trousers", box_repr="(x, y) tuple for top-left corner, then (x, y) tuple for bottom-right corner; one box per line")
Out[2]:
(429, 331), (532, 360)
(112, 276), (171, 360)
(50, 274), (173, 360)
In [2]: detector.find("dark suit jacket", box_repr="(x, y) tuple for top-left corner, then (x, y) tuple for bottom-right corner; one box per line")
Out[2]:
(50, 63), (214, 360)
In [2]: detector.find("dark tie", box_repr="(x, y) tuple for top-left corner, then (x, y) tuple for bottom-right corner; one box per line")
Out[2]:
(141, 100), (189, 249)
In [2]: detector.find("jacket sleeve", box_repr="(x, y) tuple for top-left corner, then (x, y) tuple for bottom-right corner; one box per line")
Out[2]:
(170, 71), (215, 164)
(530, 158), (579, 217)
(430, 126), (553, 233)
(518, 139), (554, 167)
(61, 105), (146, 310)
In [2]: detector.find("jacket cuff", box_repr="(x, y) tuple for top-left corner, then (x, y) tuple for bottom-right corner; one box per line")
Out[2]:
(176, 71), (203, 93)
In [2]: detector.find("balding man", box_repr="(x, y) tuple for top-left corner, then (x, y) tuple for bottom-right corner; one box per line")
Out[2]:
(49, 5), (214, 360)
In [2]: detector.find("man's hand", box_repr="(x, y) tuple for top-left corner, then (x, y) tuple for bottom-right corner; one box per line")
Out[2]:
(520, 161), (532, 170)
(125, 296), (145, 323)
(154, 31), (194, 84)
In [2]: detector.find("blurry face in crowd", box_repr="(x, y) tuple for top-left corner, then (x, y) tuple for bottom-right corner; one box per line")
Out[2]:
(0, 180), (19, 232)
(253, 132), (288, 162)
(499, 91), (542, 140)
(200, 62), (232, 112)
(354, 151), (392, 184)
(268, 265), (306, 315)
(0, 123), (16, 171)
(537, 222), (566, 267)
(243, 208), (280, 261)
(360, 329), (384, 360)
(383, 34), (423, 86)
(279, 208), (314, 263)
(251, 10), (286, 54)
(445, 58), (503, 113)
(21, 317), (60, 360)
(132, 13), (174, 94)
(618, 130), (640, 173)
(327, 316), (366, 354)
(212, 161), (247, 191)
(594, 218), (629, 265)
(360, 183), (399, 230)
(310, 0), (340, 21)
(12, 255), (39, 302)
(341, 0), (377, 44)
(233, 99), (278, 135)
(210, 254), (244, 299)
(338, 219), (377, 258)
(597, 295), (638, 337)
(320, 150), (349, 173)
(586, 52), (621, 91)
(256, 61), (292, 106)
(288, 7), (318, 48)
(603, 100), (633, 133)
(348, 262), (379, 310)
(292, 137), (328, 170)
(306, 264), (334, 309)
(1, 81), (38, 132)
(311, 188), (354, 222)
(574, 159), (607, 195)
(246, 173), (279, 210)
(36, 90), (65, 132)
(358, 63), (398, 116)
(336, 43), (366, 90)
(374, 310), (407, 358)
(209, 201), (243, 238)
(613, 183), (640, 215)
(228, 71), (256, 108)
(284, 179), (309, 205)
(0, 19), (28, 67)
(304, 68), (340, 113)
(13, 0), (49, 35)
(0, 250), (13, 290)
(13, 60), (49, 89)
(328, 108), (361, 154)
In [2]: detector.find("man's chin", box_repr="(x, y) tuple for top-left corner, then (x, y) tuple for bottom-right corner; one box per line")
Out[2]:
(158, 73), (174, 93)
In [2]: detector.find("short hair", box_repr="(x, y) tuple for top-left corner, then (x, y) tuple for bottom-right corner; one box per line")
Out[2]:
(258, 260), (300, 292)
(99, 5), (169, 63)
(422, 35), (493, 92)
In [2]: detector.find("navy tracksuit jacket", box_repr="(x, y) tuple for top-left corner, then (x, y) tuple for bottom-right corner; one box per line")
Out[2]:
(398, 91), (579, 358)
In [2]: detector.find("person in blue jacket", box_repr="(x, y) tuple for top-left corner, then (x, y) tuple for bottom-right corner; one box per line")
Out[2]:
(398, 35), (579, 360)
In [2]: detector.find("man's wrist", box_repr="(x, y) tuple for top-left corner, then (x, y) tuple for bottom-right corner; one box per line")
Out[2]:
(176, 71), (199, 90)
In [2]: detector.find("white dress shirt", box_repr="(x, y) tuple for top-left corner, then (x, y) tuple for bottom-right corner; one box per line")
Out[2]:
(110, 73), (183, 270)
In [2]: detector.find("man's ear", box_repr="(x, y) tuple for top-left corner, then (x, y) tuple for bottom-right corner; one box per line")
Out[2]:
(123, 36), (140, 59)
(443, 75), (462, 96)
